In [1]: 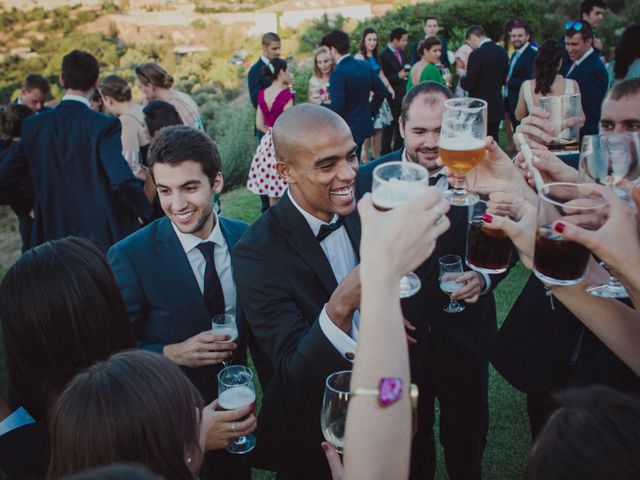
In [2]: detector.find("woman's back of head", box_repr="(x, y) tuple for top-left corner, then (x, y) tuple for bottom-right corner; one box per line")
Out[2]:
(49, 350), (204, 480)
(142, 100), (183, 138)
(0, 237), (135, 420)
(99, 75), (133, 103)
(533, 40), (564, 96)
(135, 63), (173, 89)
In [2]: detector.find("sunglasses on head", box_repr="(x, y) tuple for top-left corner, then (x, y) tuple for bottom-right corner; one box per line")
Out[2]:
(565, 21), (584, 31)
(512, 19), (525, 28)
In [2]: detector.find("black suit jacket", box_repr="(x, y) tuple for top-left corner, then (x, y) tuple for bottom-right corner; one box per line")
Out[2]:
(108, 215), (249, 402)
(460, 41), (509, 124)
(248, 59), (272, 109)
(0, 100), (152, 252)
(506, 44), (536, 115)
(0, 422), (47, 479)
(356, 151), (498, 379)
(380, 46), (408, 107)
(232, 193), (359, 477)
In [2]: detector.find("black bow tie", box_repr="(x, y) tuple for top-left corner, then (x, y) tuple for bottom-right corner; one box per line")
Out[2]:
(316, 216), (345, 242)
(429, 174), (445, 186)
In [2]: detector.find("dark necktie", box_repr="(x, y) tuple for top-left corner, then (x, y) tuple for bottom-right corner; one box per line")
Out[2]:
(316, 216), (345, 242)
(429, 174), (445, 186)
(196, 242), (225, 318)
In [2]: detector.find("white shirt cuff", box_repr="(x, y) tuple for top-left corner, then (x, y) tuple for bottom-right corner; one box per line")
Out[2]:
(480, 272), (491, 295)
(319, 304), (358, 363)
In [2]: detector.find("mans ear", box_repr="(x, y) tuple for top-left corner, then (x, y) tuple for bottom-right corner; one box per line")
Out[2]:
(399, 117), (406, 140)
(213, 172), (224, 194)
(59, 74), (65, 89)
(276, 161), (293, 184)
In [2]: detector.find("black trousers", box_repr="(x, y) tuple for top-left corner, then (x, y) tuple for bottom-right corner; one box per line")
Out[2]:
(381, 103), (404, 155)
(488, 121), (501, 143)
(410, 345), (489, 480)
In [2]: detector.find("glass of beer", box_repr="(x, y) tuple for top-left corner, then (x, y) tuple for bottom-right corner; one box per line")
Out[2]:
(439, 254), (465, 313)
(217, 365), (257, 454)
(212, 314), (238, 367)
(372, 161), (429, 298)
(539, 94), (581, 155)
(534, 183), (608, 286)
(439, 98), (487, 206)
(321, 370), (352, 454)
(579, 133), (635, 298)
(466, 188), (522, 274)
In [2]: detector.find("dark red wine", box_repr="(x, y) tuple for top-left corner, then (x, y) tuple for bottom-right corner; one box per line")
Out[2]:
(534, 226), (590, 283)
(466, 220), (513, 273)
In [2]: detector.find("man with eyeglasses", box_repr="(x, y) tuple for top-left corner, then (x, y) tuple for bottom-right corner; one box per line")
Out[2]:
(562, 20), (607, 137)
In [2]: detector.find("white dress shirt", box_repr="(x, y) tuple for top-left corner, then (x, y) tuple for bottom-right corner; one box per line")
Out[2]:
(61, 93), (91, 108)
(401, 149), (491, 294)
(288, 190), (359, 361)
(260, 54), (274, 73)
(171, 212), (236, 316)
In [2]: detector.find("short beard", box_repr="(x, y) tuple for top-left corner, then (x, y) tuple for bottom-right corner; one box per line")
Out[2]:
(407, 148), (439, 170)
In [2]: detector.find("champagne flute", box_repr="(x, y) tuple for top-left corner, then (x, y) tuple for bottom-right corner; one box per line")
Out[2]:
(579, 133), (633, 298)
(122, 149), (141, 174)
(212, 314), (238, 368)
(217, 365), (256, 454)
(321, 370), (351, 455)
(439, 98), (487, 206)
(439, 254), (465, 313)
(371, 161), (429, 298)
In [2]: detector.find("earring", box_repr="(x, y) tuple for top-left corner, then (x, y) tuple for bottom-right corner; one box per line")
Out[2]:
(185, 457), (192, 465)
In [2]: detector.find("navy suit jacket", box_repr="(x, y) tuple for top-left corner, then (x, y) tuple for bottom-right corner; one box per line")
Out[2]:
(326, 55), (387, 146)
(506, 44), (536, 115)
(107, 215), (249, 402)
(561, 49), (607, 137)
(248, 59), (272, 109)
(410, 36), (450, 68)
(0, 100), (152, 252)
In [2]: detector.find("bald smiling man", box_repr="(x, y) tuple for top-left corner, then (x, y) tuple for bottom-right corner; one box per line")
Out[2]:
(232, 104), (362, 479)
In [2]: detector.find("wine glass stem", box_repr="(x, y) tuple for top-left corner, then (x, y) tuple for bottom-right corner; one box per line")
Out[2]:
(451, 173), (467, 197)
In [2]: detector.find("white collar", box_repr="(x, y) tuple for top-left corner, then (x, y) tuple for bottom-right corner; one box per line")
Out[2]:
(171, 211), (225, 254)
(387, 44), (398, 53)
(574, 47), (594, 66)
(336, 53), (350, 65)
(478, 38), (492, 48)
(260, 55), (271, 66)
(287, 190), (339, 236)
(62, 93), (91, 108)
(16, 97), (24, 105)
(516, 42), (530, 54)
(401, 148), (447, 177)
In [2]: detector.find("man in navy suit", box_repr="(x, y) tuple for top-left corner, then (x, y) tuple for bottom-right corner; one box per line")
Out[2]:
(505, 21), (536, 128)
(15, 74), (50, 113)
(0, 50), (152, 252)
(108, 126), (252, 480)
(321, 29), (387, 160)
(380, 27), (410, 155)
(356, 82), (499, 480)
(410, 16), (450, 69)
(561, 20), (608, 137)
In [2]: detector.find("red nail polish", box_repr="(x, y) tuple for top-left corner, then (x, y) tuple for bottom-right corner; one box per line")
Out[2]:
(321, 442), (329, 452)
(482, 213), (493, 223)
(554, 222), (565, 233)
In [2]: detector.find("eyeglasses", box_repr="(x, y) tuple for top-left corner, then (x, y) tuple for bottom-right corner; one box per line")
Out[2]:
(565, 21), (584, 31)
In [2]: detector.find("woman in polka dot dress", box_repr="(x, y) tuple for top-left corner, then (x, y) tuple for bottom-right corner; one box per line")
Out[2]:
(247, 58), (294, 205)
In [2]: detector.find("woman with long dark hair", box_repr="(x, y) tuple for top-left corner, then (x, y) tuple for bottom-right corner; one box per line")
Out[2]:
(0, 237), (136, 479)
(515, 39), (582, 121)
(354, 27), (394, 162)
(607, 24), (640, 88)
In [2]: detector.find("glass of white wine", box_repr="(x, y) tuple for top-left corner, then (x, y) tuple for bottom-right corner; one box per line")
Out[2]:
(217, 365), (256, 454)
(439, 254), (465, 313)
(212, 314), (238, 367)
(321, 370), (352, 455)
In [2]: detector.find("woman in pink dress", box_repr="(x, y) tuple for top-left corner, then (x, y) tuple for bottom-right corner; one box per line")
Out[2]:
(247, 58), (294, 206)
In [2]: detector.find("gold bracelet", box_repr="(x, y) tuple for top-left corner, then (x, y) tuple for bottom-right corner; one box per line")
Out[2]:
(352, 379), (418, 410)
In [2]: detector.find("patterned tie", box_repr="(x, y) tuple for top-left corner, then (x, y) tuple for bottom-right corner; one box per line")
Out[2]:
(196, 242), (226, 318)
(317, 216), (345, 242)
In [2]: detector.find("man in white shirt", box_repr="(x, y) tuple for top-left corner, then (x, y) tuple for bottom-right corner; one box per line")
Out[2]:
(233, 104), (362, 480)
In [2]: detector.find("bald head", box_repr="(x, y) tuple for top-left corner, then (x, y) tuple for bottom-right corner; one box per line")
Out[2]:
(272, 104), (350, 164)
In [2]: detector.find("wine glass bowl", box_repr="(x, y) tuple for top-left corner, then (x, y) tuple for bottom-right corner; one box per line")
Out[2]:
(321, 370), (352, 455)
(439, 254), (466, 313)
(217, 365), (257, 454)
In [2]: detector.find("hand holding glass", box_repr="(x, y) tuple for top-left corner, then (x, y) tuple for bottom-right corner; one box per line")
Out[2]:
(539, 94), (581, 155)
(321, 370), (351, 454)
(217, 365), (256, 454)
(122, 149), (141, 174)
(439, 254), (465, 313)
(212, 314), (238, 367)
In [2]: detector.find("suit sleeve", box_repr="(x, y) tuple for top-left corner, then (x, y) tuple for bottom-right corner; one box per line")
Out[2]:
(107, 244), (164, 353)
(0, 140), (30, 209)
(232, 243), (350, 393)
(370, 69), (387, 118)
(98, 118), (153, 223)
(441, 37), (450, 68)
(580, 65), (608, 134)
(326, 70), (346, 116)
(248, 65), (261, 109)
(460, 50), (480, 92)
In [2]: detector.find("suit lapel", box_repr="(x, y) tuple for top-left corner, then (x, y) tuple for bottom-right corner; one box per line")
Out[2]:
(155, 217), (209, 320)
(275, 194), (338, 295)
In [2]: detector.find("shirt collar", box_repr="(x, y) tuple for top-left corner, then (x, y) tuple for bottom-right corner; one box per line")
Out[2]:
(387, 44), (398, 53)
(16, 97), (24, 105)
(574, 47), (594, 66)
(401, 148), (447, 177)
(336, 53), (350, 65)
(171, 211), (225, 254)
(62, 93), (91, 108)
(260, 55), (271, 66)
(478, 38), (492, 48)
(517, 42), (530, 54)
(287, 190), (339, 236)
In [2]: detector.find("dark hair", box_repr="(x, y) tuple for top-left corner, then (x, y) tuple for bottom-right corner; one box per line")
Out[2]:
(417, 37), (442, 57)
(148, 125), (221, 185)
(401, 81), (453, 123)
(613, 24), (640, 81)
(320, 29), (350, 55)
(0, 237), (135, 421)
(423, 16), (438, 25)
(142, 100), (183, 138)
(261, 32), (280, 46)
(510, 19), (532, 36)
(135, 63), (173, 89)
(389, 27), (408, 42)
(0, 104), (34, 139)
(91, 89), (104, 113)
(533, 40), (564, 95)
(608, 77), (640, 101)
(565, 20), (593, 42)
(99, 75), (132, 102)
(358, 27), (379, 60)
(61, 50), (99, 92)
(24, 73), (50, 95)
(66, 464), (165, 480)
(524, 386), (640, 480)
(48, 351), (204, 480)
(580, 0), (606, 17)
(465, 25), (486, 40)
(263, 57), (288, 80)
